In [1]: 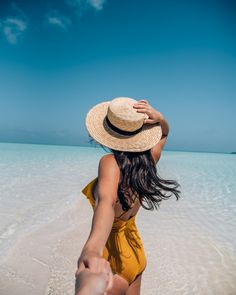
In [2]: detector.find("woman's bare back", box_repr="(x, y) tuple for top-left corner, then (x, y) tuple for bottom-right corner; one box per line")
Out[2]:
(91, 147), (162, 222)
(93, 180), (141, 221)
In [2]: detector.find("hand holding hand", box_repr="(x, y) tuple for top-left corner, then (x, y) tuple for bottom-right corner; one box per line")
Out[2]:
(76, 250), (111, 273)
(75, 268), (112, 295)
(133, 99), (162, 124)
(75, 250), (113, 294)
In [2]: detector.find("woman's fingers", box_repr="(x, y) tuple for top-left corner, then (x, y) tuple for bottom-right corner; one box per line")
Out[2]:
(84, 255), (111, 274)
(91, 259), (113, 290)
(103, 260), (113, 291)
(133, 103), (149, 111)
(106, 268), (114, 291)
(84, 256), (99, 272)
(96, 272), (109, 291)
(135, 108), (148, 113)
(75, 268), (112, 295)
(136, 109), (152, 117)
(133, 105), (151, 115)
(138, 99), (148, 104)
(134, 99), (149, 108)
(76, 261), (86, 276)
(134, 102), (160, 124)
(144, 118), (155, 124)
(133, 103), (149, 109)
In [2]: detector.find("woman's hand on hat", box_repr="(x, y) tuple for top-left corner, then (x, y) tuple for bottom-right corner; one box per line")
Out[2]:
(133, 100), (162, 124)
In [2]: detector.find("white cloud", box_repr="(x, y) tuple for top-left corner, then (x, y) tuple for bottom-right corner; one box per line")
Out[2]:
(65, 0), (106, 17)
(47, 11), (71, 30)
(0, 3), (28, 45)
(87, 0), (106, 11)
(48, 16), (64, 28)
(2, 17), (27, 44)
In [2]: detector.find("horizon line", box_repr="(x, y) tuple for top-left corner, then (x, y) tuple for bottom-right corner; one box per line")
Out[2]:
(0, 140), (234, 155)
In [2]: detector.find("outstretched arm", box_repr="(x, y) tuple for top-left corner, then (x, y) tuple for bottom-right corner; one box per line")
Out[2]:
(76, 154), (119, 280)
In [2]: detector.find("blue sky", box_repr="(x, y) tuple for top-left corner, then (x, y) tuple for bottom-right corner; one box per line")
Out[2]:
(0, 0), (235, 153)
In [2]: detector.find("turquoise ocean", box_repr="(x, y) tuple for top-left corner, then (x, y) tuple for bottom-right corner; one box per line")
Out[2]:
(0, 142), (236, 294)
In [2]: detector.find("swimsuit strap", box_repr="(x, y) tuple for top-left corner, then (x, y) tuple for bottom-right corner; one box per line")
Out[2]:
(115, 197), (138, 219)
(116, 210), (128, 219)
(82, 177), (139, 220)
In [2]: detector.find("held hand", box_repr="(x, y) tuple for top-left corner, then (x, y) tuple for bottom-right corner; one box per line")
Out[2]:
(76, 250), (111, 274)
(75, 250), (113, 293)
(75, 268), (112, 295)
(133, 99), (162, 124)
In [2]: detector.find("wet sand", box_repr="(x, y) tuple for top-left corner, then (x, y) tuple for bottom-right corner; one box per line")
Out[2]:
(1, 145), (236, 294)
(0, 194), (236, 295)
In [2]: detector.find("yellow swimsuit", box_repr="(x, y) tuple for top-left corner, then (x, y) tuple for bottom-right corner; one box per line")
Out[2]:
(81, 178), (147, 285)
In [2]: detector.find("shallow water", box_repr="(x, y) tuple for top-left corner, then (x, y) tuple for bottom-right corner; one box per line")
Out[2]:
(0, 142), (105, 258)
(159, 151), (236, 258)
(0, 142), (235, 294)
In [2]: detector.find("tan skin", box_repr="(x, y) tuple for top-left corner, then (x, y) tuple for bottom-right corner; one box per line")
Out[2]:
(75, 269), (111, 295)
(75, 100), (169, 295)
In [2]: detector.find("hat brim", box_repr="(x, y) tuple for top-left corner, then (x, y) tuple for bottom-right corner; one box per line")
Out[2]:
(85, 101), (162, 152)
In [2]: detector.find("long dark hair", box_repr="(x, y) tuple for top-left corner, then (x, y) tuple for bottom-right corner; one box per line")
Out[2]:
(89, 136), (181, 211)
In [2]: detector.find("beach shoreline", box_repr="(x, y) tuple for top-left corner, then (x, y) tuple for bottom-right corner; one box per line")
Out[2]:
(1, 195), (236, 295)
(0, 143), (236, 294)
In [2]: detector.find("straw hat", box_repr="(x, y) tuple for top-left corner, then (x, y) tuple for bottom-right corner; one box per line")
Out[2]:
(85, 97), (162, 152)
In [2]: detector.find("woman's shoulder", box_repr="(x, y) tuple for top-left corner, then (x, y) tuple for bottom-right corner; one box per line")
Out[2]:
(99, 153), (118, 168)
(97, 154), (120, 204)
(98, 153), (120, 179)
(100, 153), (115, 161)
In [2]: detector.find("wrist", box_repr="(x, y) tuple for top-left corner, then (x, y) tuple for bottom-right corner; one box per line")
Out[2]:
(82, 246), (102, 257)
(153, 111), (164, 123)
(157, 112), (169, 135)
(158, 111), (164, 119)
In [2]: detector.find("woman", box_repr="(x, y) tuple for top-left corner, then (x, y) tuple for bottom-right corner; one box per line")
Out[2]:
(75, 97), (180, 295)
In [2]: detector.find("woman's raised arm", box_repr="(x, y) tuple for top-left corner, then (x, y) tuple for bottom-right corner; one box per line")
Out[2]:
(133, 99), (169, 162)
